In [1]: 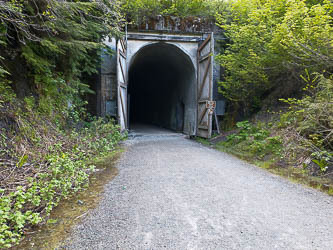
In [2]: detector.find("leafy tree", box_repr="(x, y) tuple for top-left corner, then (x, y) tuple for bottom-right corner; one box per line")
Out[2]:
(216, 0), (333, 116)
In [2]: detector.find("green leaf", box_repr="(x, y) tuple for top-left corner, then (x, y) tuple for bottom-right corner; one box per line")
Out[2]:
(17, 155), (28, 168)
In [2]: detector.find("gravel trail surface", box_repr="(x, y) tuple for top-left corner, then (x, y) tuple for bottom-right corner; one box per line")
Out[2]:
(64, 126), (333, 250)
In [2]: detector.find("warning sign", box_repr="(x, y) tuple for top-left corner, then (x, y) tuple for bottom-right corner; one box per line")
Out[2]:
(206, 101), (216, 109)
(206, 101), (216, 115)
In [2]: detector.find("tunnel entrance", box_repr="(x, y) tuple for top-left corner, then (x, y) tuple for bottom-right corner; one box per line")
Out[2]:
(128, 43), (196, 134)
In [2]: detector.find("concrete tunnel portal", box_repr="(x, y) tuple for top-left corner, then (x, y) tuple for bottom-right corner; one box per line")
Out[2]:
(128, 43), (196, 134)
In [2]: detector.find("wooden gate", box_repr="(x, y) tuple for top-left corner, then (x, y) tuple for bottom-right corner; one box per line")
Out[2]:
(197, 33), (215, 138)
(117, 38), (128, 131)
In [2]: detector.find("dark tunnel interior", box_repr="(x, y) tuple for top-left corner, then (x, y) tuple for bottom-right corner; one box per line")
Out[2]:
(128, 43), (195, 133)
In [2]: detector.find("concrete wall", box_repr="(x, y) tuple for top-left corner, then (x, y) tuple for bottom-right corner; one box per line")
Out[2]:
(127, 33), (200, 71)
(128, 15), (216, 33)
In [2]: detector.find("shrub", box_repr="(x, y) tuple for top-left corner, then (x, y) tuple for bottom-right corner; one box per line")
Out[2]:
(222, 121), (282, 160)
(0, 106), (125, 248)
(279, 73), (333, 173)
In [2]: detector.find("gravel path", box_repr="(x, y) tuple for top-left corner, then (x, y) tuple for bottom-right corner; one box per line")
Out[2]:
(64, 126), (333, 250)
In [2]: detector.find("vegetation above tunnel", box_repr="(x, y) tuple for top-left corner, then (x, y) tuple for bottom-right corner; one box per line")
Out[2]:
(121, 0), (226, 21)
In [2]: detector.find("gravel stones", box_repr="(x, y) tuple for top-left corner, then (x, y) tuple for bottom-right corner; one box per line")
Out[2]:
(63, 127), (333, 250)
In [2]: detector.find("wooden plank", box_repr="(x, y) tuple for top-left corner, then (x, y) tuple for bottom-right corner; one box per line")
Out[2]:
(198, 34), (211, 53)
(197, 56), (211, 100)
(198, 125), (209, 130)
(120, 39), (126, 53)
(198, 100), (210, 103)
(199, 53), (210, 63)
(119, 82), (127, 89)
(119, 56), (126, 84)
(198, 107), (208, 125)
(120, 50), (126, 59)
(127, 33), (202, 42)
(119, 87), (127, 127)
(214, 109), (221, 135)
(209, 33), (214, 110)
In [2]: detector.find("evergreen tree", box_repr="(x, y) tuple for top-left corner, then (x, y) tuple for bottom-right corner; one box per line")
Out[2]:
(0, 0), (123, 113)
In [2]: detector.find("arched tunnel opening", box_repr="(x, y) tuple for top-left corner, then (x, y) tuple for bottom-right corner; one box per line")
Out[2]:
(128, 43), (196, 134)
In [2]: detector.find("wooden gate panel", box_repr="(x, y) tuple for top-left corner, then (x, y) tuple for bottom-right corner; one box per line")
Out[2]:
(197, 33), (214, 138)
(117, 38), (128, 131)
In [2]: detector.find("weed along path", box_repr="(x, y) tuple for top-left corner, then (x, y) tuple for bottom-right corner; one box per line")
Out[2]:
(62, 126), (333, 250)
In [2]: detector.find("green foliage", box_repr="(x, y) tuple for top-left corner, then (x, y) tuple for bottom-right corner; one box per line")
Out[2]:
(0, 81), (16, 108)
(0, 0), (123, 117)
(1, 82), (126, 248)
(278, 73), (333, 172)
(220, 121), (282, 160)
(0, 55), (8, 77)
(221, 74), (333, 175)
(222, 73), (333, 176)
(121, 0), (225, 21)
(0, 115), (124, 248)
(217, 0), (333, 115)
(0, 3), (126, 246)
(217, 0), (333, 176)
